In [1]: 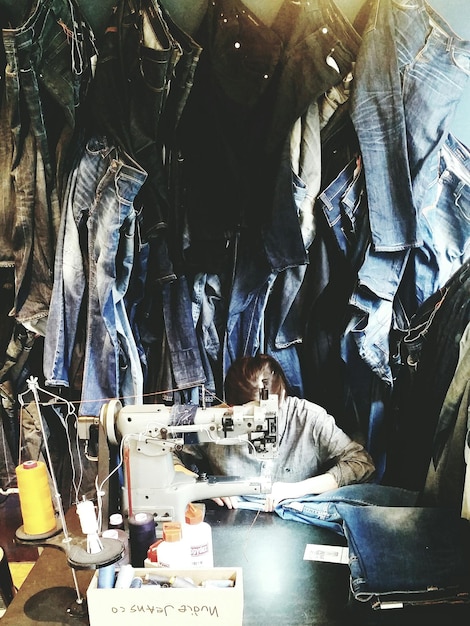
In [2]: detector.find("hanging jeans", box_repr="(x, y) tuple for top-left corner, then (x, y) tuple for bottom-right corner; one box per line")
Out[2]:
(413, 133), (470, 306)
(161, 276), (206, 392)
(191, 272), (224, 402)
(346, 0), (470, 388)
(44, 137), (147, 417)
(0, 0), (94, 327)
(392, 259), (470, 491)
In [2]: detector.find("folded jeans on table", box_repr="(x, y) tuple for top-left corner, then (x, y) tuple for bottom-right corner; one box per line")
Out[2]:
(335, 504), (470, 609)
(274, 484), (419, 534)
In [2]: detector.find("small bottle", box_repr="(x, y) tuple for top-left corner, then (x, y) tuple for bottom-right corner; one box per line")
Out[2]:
(183, 502), (214, 568)
(156, 522), (190, 568)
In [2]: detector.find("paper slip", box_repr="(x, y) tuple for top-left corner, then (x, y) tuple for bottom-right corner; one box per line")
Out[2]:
(303, 544), (349, 564)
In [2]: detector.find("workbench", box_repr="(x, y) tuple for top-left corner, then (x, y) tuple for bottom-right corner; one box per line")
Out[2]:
(3, 506), (470, 625)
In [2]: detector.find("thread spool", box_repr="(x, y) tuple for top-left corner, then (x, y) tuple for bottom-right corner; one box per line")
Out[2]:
(128, 512), (156, 567)
(15, 461), (56, 536)
(115, 563), (135, 589)
(97, 563), (116, 589)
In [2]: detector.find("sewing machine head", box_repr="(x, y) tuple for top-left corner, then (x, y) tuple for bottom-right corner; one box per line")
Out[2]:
(97, 397), (279, 529)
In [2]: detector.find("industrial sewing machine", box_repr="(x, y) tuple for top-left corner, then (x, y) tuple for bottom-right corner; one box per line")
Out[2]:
(95, 394), (279, 530)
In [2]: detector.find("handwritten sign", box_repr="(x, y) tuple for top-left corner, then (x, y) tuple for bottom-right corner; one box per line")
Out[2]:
(110, 603), (219, 617)
(87, 567), (243, 626)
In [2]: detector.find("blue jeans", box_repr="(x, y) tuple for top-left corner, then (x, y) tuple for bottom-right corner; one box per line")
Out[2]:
(161, 276), (206, 391)
(191, 272), (224, 402)
(158, 1), (202, 138)
(223, 232), (275, 381)
(0, 0), (94, 326)
(44, 137), (147, 417)
(413, 133), (470, 306)
(264, 265), (306, 398)
(389, 259), (470, 491)
(274, 484), (418, 534)
(223, 169), (308, 391)
(88, 0), (185, 288)
(351, 0), (470, 252)
(346, 1), (470, 387)
(263, 173), (310, 396)
(318, 157), (368, 260)
(343, 248), (411, 385)
(337, 504), (470, 606)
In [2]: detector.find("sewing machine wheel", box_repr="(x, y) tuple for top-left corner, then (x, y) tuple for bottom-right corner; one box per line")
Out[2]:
(99, 399), (122, 446)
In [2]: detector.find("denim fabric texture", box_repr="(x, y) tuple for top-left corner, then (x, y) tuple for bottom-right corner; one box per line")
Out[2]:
(391, 259), (470, 491)
(222, 231), (276, 381)
(318, 156), (367, 259)
(161, 276), (206, 391)
(264, 264), (307, 397)
(263, 169), (312, 397)
(87, 1), (177, 236)
(430, 318), (470, 465)
(0, 0), (94, 325)
(44, 137), (147, 417)
(274, 483), (418, 534)
(158, 1), (203, 139)
(191, 272), (225, 401)
(346, 0), (470, 389)
(351, 0), (470, 251)
(125, 207), (150, 384)
(423, 379), (470, 511)
(337, 504), (470, 606)
(413, 133), (470, 306)
(343, 248), (410, 385)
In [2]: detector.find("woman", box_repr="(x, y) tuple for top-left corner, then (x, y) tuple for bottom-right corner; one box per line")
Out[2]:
(176, 354), (375, 511)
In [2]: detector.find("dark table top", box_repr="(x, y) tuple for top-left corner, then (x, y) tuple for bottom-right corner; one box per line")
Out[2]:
(3, 505), (470, 625)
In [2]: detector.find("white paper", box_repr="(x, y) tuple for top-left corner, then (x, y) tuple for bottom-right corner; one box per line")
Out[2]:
(303, 544), (349, 564)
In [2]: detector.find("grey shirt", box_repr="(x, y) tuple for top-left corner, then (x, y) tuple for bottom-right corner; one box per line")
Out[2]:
(178, 396), (375, 489)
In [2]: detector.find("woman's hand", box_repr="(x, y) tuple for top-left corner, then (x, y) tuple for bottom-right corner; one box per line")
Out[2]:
(211, 496), (240, 509)
(263, 482), (296, 512)
(264, 474), (339, 512)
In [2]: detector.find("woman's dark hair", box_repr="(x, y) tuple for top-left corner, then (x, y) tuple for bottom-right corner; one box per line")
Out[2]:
(224, 354), (288, 405)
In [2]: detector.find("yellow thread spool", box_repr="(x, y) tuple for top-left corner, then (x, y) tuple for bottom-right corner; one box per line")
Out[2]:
(15, 461), (56, 535)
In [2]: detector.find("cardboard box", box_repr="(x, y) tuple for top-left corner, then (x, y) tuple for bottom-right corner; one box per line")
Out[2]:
(87, 567), (243, 626)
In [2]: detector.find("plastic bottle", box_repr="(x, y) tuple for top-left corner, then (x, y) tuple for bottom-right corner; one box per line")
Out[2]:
(156, 522), (190, 568)
(183, 502), (214, 568)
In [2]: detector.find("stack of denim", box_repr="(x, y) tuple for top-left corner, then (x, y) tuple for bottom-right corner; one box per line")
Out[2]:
(336, 503), (470, 609)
